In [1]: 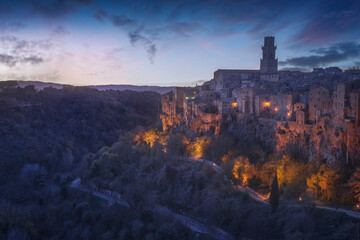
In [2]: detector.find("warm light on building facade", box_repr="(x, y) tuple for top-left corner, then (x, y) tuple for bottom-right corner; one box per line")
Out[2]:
(232, 102), (237, 108)
(264, 102), (270, 107)
(274, 107), (278, 112)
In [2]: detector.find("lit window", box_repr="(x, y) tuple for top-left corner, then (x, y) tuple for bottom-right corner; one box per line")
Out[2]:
(264, 102), (270, 107)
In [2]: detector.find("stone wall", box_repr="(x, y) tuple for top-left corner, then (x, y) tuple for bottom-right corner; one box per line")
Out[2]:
(308, 87), (331, 122)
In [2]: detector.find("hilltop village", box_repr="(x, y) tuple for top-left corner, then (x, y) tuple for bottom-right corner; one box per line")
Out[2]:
(160, 37), (360, 164)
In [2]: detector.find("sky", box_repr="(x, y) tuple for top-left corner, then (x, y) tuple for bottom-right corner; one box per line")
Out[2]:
(0, 0), (359, 86)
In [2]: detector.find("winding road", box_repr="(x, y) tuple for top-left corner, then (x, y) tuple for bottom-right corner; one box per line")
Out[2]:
(71, 178), (234, 240)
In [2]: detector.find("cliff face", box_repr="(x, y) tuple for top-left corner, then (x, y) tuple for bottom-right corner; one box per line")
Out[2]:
(190, 117), (221, 135)
(345, 123), (360, 165)
(275, 116), (360, 164)
(160, 113), (182, 131)
(226, 114), (360, 165)
(308, 116), (346, 163)
(159, 84), (360, 165)
(228, 116), (278, 146)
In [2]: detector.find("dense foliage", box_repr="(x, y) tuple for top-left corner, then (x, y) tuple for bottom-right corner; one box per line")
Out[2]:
(82, 129), (359, 240)
(132, 128), (360, 206)
(0, 85), (159, 179)
(0, 85), (161, 239)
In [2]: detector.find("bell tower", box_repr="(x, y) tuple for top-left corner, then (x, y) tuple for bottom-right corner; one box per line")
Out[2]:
(260, 36), (278, 73)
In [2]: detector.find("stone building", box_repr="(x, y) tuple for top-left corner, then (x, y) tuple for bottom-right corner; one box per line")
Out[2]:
(213, 69), (259, 97)
(349, 90), (360, 126)
(197, 91), (220, 105)
(332, 80), (360, 122)
(254, 92), (298, 120)
(294, 102), (306, 111)
(275, 92), (299, 121)
(174, 87), (198, 108)
(235, 87), (258, 114)
(159, 35), (360, 162)
(308, 87), (332, 122)
(160, 91), (181, 131)
(255, 95), (271, 117)
(295, 109), (307, 125)
(161, 92), (176, 116)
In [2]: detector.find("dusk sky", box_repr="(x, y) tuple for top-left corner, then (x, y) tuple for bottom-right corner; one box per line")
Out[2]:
(0, 0), (359, 86)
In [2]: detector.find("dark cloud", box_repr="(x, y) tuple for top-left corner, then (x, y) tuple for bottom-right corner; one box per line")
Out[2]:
(0, 54), (44, 67)
(0, 54), (17, 67)
(280, 42), (360, 68)
(110, 15), (136, 27)
(0, 35), (51, 67)
(110, 0), (359, 44)
(26, 0), (94, 19)
(153, 22), (206, 38)
(0, 36), (52, 55)
(129, 31), (157, 63)
(29, 0), (76, 18)
(93, 10), (136, 27)
(93, 9), (108, 23)
(93, 10), (157, 63)
(280, 67), (307, 72)
(52, 26), (70, 36)
(73, 0), (93, 4)
(92, 8), (207, 62)
(0, 0), (95, 21)
(293, 0), (360, 43)
(23, 56), (44, 65)
(2, 0), (359, 63)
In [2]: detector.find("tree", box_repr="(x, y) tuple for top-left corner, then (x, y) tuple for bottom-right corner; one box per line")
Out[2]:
(232, 156), (256, 186)
(306, 164), (344, 202)
(143, 129), (159, 148)
(275, 155), (309, 199)
(167, 133), (188, 156)
(348, 168), (360, 202)
(187, 136), (211, 159)
(269, 174), (279, 213)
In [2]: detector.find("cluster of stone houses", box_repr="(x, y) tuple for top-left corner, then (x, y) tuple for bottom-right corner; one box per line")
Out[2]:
(160, 37), (360, 137)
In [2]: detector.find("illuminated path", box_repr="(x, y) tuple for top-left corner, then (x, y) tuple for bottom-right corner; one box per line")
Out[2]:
(71, 178), (234, 240)
(193, 158), (360, 219)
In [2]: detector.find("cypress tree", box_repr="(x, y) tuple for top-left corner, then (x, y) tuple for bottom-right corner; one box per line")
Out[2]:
(269, 174), (279, 213)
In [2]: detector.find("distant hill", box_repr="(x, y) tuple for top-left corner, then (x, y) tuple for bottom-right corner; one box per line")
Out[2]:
(16, 80), (67, 90)
(89, 84), (175, 94)
(10, 81), (175, 94)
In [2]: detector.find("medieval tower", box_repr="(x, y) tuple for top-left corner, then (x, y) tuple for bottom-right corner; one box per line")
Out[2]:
(260, 36), (278, 73)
